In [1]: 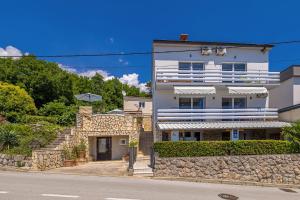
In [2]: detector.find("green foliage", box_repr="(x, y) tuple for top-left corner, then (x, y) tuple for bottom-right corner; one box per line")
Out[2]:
(0, 57), (149, 113)
(0, 82), (37, 119)
(129, 139), (139, 147)
(0, 127), (19, 150)
(77, 139), (87, 152)
(63, 145), (76, 160)
(0, 123), (61, 156)
(282, 122), (300, 145)
(153, 140), (300, 157)
(38, 101), (78, 126)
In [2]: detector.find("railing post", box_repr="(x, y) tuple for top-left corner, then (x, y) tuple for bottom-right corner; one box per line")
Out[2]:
(150, 147), (155, 169)
(128, 147), (135, 171)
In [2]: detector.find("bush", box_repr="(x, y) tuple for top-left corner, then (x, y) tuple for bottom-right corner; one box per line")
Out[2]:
(0, 123), (61, 156)
(0, 82), (37, 117)
(0, 128), (19, 150)
(38, 101), (78, 126)
(153, 140), (300, 158)
(282, 121), (300, 145)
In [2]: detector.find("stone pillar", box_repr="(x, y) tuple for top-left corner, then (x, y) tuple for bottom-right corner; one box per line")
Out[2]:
(230, 129), (239, 141)
(77, 106), (93, 128)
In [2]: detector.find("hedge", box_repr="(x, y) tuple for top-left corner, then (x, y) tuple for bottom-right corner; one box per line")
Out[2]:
(153, 140), (300, 157)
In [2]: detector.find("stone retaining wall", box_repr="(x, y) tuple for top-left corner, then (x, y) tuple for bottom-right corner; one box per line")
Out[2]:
(0, 153), (32, 168)
(154, 154), (300, 185)
(31, 150), (63, 170)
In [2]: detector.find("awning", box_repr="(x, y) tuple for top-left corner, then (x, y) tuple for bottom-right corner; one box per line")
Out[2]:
(157, 121), (289, 130)
(228, 87), (268, 94)
(174, 86), (216, 95)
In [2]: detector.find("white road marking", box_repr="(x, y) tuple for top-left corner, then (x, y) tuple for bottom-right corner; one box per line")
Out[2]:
(105, 198), (140, 200)
(0, 191), (8, 194)
(41, 194), (79, 198)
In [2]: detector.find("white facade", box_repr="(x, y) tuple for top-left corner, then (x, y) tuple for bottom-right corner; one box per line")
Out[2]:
(152, 39), (284, 142)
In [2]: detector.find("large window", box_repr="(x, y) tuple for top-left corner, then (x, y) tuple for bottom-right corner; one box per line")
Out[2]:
(179, 62), (204, 71)
(222, 97), (246, 109)
(179, 97), (205, 109)
(222, 63), (246, 83)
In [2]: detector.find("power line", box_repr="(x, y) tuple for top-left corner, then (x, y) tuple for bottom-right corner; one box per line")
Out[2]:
(1, 39), (300, 58)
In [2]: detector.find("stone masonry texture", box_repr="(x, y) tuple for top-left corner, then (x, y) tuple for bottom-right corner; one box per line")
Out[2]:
(154, 154), (300, 185)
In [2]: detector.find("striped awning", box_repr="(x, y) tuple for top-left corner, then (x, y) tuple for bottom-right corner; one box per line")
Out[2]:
(228, 87), (268, 95)
(174, 86), (216, 95)
(157, 121), (289, 130)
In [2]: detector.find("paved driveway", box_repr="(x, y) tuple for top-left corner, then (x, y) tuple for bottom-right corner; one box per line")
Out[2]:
(47, 161), (128, 176)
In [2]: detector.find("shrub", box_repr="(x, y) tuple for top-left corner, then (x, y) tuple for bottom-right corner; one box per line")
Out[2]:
(77, 139), (87, 152)
(282, 121), (300, 145)
(0, 82), (37, 117)
(0, 128), (19, 150)
(0, 123), (61, 156)
(153, 140), (300, 158)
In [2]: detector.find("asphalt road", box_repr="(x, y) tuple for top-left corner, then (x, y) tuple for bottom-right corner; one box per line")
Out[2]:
(0, 171), (299, 200)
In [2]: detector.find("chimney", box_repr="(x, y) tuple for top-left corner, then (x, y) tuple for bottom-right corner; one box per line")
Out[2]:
(179, 34), (189, 41)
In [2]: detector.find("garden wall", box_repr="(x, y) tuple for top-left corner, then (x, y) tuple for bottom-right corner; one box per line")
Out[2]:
(154, 154), (300, 185)
(31, 149), (64, 170)
(0, 153), (32, 168)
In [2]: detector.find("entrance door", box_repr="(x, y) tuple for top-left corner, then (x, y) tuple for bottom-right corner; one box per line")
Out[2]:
(96, 137), (112, 161)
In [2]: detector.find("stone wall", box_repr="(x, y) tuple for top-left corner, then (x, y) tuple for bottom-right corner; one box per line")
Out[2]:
(31, 150), (64, 170)
(154, 154), (300, 185)
(0, 153), (32, 168)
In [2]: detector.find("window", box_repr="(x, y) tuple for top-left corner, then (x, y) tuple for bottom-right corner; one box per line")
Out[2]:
(179, 62), (191, 70)
(222, 132), (230, 141)
(222, 63), (246, 83)
(179, 62), (204, 71)
(179, 97), (205, 109)
(193, 98), (205, 109)
(179, 98), (192, 109)
(139, 101), (145, 108)
(162, 132), (170, 141)
(222, 97), (246, 109)
(119, 139), (128, 145)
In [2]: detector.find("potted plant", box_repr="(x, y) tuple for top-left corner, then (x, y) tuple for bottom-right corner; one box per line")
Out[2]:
(77, 139), (87, 159)
(63, 145), (75, 167)
(122, 152), (129, 161)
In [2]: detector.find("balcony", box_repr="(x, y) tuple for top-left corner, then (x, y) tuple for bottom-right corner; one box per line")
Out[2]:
(157, 108), (278, 121)
(156, 69), (280, 87)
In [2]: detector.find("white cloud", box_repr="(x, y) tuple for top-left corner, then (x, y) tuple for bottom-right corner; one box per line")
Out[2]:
(58, 63), (77, 73)
(0, 45), (26, 60)
(79, 69), (115, 81)
(58, 64), (148, 92)
(119, 73), (149, 92)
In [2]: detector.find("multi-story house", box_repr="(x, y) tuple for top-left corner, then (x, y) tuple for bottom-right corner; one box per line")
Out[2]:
(270, 65), (300, 122)
(152, 34), (289, 142)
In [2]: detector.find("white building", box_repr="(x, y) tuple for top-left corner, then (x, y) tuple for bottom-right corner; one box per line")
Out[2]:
(270, 65), (300, 122)
(152, 34), (288, 142)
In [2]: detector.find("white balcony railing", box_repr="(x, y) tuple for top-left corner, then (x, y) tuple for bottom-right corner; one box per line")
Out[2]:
(156, 69), (280, 85)
(157, 108), (278, 121)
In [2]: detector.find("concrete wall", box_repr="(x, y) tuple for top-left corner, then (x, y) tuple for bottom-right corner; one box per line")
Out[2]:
(279, 108), (300, 122)
(154, 154), (300, 185)
(269, 78), (294, 109)
(124, 97), (152, 115)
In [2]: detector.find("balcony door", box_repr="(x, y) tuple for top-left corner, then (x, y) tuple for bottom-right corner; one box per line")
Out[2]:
(222, 97), (247, 109)
(179, 97), (205, 109)
(179, 62), (204, 82)
(222, 97), (247, 121)
(222, 63), (246, 83)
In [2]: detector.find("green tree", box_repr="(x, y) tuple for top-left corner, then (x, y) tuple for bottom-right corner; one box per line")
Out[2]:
(0, 82), (37, 115)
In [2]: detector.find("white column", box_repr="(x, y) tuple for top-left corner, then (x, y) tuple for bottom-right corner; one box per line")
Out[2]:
(171, 130), (179, 141)
(231, 129), (239, 141)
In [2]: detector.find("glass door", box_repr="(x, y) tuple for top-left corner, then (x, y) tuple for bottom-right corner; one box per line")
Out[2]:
(97, 137), (112, 161)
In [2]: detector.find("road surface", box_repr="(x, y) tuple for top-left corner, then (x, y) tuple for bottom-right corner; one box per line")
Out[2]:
(0, 171), (299, 200)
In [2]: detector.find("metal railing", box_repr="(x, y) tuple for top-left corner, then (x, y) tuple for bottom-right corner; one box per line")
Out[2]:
(156, 69), (280, 85)
(128, 147), (137, 170)
(157, 108), (278, 121)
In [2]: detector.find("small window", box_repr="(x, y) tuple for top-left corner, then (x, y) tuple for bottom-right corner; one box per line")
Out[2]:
(119, 139), (128, 145)
(139, 101), (145, 108)
(179, 62), (191, 70)
(179, 98), (191, 109)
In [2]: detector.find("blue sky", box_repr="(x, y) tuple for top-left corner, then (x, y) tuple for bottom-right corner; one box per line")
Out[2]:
(1, 0), (300, 86)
